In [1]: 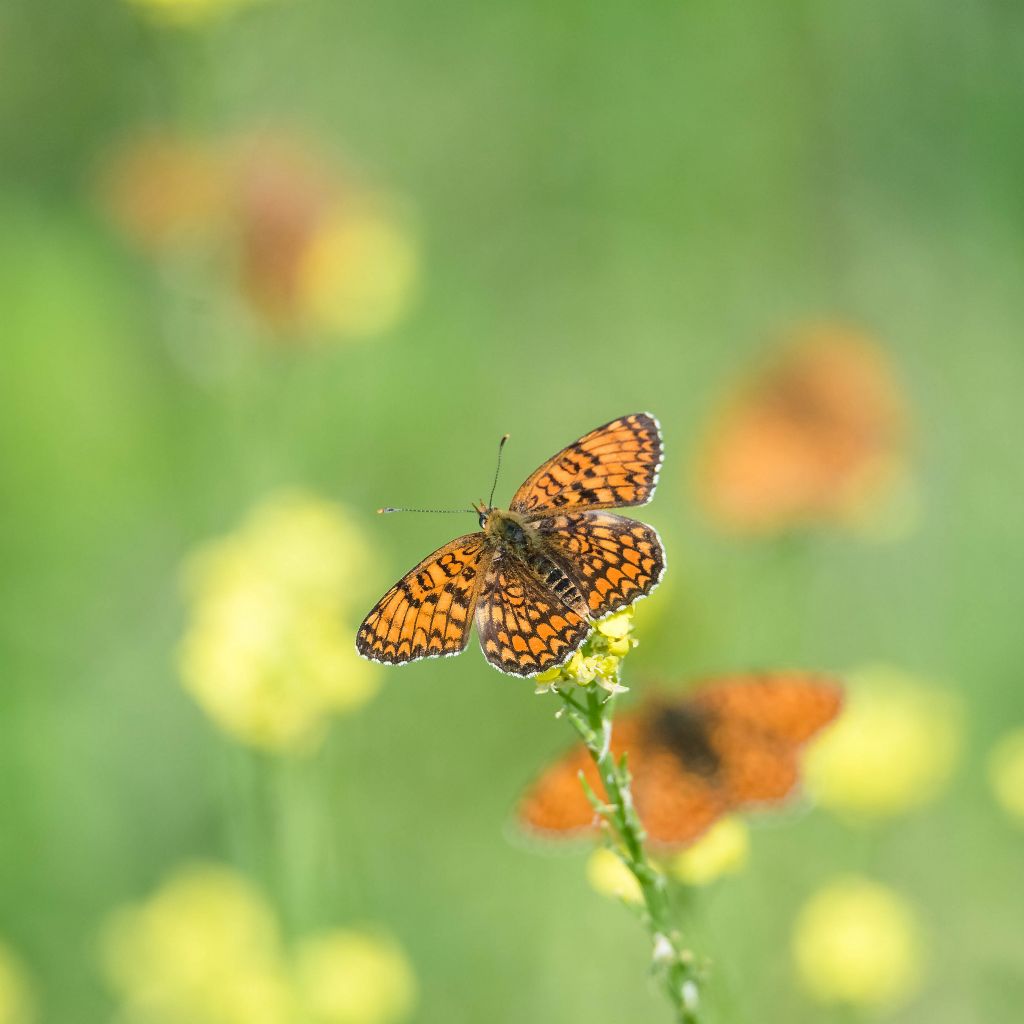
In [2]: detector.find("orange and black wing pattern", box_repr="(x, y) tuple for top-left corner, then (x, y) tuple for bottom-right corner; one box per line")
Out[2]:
(518, 674), (843, 848)
(536, 511), (666, 618)
(356, 534), (491, 665)
(475, 554), (589, 676)
(510, 413), (663, 516)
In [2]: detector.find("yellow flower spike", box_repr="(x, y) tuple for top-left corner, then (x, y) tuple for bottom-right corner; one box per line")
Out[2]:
(293, 931), (417, 1024)
(585, 849), (644, 906)
(179, 492), (379, 753)
(988, 727), (1024, 822)
(804, 665), (962, 821)
(534, 608), (637, 694)
(669, 817), (750, 886)
(0, 942), (35, 1024)
(792, 876), (925, 1009)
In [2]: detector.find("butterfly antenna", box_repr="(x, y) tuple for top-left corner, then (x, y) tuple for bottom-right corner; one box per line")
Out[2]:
(377, 506), (475, 515)
(487, 433), (510, 510)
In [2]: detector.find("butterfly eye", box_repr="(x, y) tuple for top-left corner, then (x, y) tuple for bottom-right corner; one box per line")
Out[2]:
(478, 511), (488, 529)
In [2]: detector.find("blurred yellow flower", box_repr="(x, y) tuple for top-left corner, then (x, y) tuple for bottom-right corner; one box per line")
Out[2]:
(792, 876), (924, 1008)
(294, 931), (417, 1024)
(585, 848), (644, 905)
(534, 607), (637, 695)
(300, 206), (418, 337)
(97, 130), (417, 343)
(100, 864), (293, 1024)
(100, 865), (417, 1024)
(123, 0), (262, 28)
(179, 492), (379, 752)
(804, 665), (962, 821)
(988, 727), (1024, 822)
(668, 817), (749, 886)
(0, 942), (34, 1024)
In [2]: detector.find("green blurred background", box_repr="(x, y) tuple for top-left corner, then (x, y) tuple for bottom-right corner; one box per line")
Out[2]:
(2, 1), (1024, 1022)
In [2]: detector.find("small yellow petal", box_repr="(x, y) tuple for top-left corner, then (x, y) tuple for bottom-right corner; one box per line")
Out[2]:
(669, 818), (750, 886)
(596, 610), (632, 640)
(585, 849), (644, 905)
(535, 666), (563, 685)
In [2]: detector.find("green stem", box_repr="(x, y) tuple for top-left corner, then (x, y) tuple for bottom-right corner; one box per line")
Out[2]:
(558, 683), (702, 1024)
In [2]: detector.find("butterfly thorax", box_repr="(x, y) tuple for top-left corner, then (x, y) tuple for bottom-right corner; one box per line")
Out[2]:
(483, 508), (590, 620)
(648, 705), (721, 779)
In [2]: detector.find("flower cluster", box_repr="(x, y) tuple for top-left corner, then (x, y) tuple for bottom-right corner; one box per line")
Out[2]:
(100, 864), (416, 1024)
(791, 876), (924, 1009)
(0, 942), (34, 1024)
(179, 491), (378, 753)
(804, 665), (962, 821)
(533, 609), (637, 695)
(97, 132), (417, 344)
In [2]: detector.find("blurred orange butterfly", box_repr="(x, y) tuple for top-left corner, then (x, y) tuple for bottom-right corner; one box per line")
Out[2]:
(698, 325), (907, 533)
(519, 674), (843, 847)
(356, 413), (665, 677)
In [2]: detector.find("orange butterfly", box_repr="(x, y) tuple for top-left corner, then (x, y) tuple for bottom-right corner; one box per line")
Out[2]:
(356, 413), (666, 677)
(519, 674), (843, 847)
(698, 325), (907, 533)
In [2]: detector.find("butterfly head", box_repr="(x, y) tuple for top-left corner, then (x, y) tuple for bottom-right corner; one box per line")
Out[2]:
(474, 500), (490, 529)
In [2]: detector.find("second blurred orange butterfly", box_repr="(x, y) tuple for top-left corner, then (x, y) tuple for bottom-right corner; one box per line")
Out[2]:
(519, 673), (843, 848)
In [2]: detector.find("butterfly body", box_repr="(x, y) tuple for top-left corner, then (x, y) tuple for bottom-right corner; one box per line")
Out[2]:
(357, 413), (665, 677)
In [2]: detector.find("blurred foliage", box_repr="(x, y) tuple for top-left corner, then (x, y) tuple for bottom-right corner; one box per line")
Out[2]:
(2, 0), (1024, 1022)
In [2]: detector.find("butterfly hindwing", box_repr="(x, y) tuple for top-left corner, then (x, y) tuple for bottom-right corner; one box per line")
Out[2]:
(475, 554), (589, 676)
(510, 413), (663, 516)
(356, 534), (491, 664)
(536, 511), (666, 618)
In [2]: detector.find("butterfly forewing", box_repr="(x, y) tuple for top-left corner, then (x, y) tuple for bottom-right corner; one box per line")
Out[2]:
(510, 413), (663, 516)
(356, 534), (492, 664)
(536, 511), (666, 618)
(690, 674), (843, 744)
(475, 555), (589, 676)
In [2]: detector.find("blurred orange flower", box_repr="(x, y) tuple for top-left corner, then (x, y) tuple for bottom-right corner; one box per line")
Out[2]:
(95, 130), (417, 342)
(97, 135), (228, 252)
(696, 324), (911, 535)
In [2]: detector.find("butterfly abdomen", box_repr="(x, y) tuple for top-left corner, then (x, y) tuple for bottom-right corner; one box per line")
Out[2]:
(485, 509), (589, 619)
